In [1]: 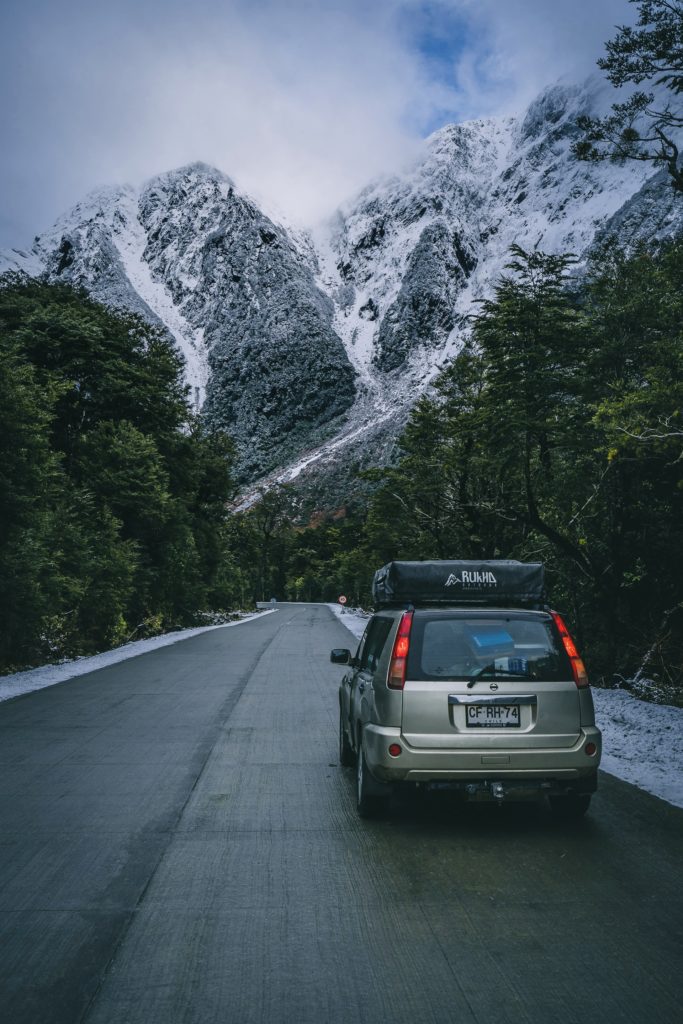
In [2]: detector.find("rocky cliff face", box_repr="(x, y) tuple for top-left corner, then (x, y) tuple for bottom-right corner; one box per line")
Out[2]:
(317, 78), (682, 399)
(6, 164), (357, 479)
(3, 78), (681, 492)
(136, 167), (357, 478)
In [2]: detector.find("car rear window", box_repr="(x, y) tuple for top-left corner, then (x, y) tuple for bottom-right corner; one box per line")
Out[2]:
(407, 612), (573, 682)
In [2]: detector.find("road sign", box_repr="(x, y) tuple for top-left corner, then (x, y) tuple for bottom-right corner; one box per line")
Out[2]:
(338, 595), (347, 605)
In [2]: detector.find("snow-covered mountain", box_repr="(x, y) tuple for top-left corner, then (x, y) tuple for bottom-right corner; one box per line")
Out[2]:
(317, 79), (681, 387)
(3, 164), (356, 480)
(3, 78), (682, 491)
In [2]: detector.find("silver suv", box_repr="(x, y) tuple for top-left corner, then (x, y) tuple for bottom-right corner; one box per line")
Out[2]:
(332, 561), (601, 818)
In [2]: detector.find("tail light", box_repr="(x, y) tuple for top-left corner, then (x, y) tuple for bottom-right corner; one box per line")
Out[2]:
(551, 611), (589, 688)
(388, 611), (414, 689)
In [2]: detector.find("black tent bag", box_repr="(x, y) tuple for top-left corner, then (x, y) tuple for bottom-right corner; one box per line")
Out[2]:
(372, 560), (545, 608)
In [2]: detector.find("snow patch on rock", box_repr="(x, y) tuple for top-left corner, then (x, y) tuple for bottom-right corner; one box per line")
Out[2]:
(111, 187), (209, 403)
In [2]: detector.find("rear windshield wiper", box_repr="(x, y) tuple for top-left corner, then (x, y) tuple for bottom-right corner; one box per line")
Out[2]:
(466, 664), (529, 688)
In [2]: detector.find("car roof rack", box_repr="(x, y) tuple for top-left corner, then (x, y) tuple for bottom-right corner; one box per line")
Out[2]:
(372, 560), (546, 610)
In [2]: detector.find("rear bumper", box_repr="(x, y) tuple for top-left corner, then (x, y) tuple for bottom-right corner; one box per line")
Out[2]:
(364, 723), (602, 786)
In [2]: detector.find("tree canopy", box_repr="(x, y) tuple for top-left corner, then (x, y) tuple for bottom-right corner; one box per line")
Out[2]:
(0, 275), (242, 670)
(240, 240), (683, 704)
(574, 0), (683, 192)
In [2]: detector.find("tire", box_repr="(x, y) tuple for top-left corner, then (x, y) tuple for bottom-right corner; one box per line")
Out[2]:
(339, 704), (354, 767)
(356, 742), (380, 818)
(548, 793), (591, 819)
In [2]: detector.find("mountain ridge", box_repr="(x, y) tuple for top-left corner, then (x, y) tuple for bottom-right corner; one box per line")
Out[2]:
(3, 77), (682, 494)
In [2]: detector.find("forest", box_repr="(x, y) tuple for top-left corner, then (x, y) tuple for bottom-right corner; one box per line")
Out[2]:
(0, 276), (244, 671)
(235, 240), (683, 704)
(1, 238), (682, 704)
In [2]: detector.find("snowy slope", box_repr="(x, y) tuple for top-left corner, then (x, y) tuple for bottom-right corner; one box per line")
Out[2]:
(317, 79), (673, 387)
(291, 79), (682, 490)
(31, 184), (209, 400)
(7, 164), (356, 476)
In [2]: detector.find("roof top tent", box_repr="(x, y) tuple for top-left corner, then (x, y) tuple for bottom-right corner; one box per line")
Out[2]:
(372, 560), (546, 609)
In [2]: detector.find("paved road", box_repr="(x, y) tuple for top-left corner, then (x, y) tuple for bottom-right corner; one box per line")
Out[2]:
(0, 604), (681, 1024)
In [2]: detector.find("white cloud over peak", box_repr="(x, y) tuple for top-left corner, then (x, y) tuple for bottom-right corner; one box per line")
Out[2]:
(0, 0), (635, 246)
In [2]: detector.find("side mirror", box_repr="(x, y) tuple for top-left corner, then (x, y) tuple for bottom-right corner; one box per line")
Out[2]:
(330, 648), (351, 665)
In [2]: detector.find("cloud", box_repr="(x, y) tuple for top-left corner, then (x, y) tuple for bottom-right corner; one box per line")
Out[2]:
(445, 0), (633, 118)
(0, 0), (636, 246)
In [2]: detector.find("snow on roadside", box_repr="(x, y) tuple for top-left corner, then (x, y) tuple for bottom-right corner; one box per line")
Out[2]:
(592, 689), (683, 810)
(330, 604), (683, 810)
(328, 602), (369, 641)
(0, 610), (276, 704)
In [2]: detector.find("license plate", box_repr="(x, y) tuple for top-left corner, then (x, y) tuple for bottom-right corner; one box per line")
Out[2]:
(465, 704), (521, 728)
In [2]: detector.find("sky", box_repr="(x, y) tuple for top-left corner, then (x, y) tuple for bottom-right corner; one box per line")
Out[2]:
(0, 0), (635, 248)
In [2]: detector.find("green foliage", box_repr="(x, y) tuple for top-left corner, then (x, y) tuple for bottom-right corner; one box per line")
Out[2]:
(254, 242), (682, 702)
(574, 0), (683, 191)
(229, 486), (297, 603)
(0, 275), (240, 671)
(0, 338), (64, 666)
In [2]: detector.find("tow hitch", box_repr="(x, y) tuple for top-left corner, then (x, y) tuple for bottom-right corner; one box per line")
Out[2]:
(462, 781), (507, 801)
(426, 779), (555, 801)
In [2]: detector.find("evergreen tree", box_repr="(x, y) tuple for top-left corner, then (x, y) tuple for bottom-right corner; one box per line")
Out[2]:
(574, 0), (683, 192)
(0, 275), (239, 670)
(334, 241), (683, 696)
(582, 240), (683, 686)
(0, 338), (63, 666)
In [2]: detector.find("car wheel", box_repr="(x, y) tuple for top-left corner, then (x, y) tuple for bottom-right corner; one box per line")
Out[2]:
(339, 704), (354, 767)
(356, 741), (381, 818)
(548, 793), (591, 819)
